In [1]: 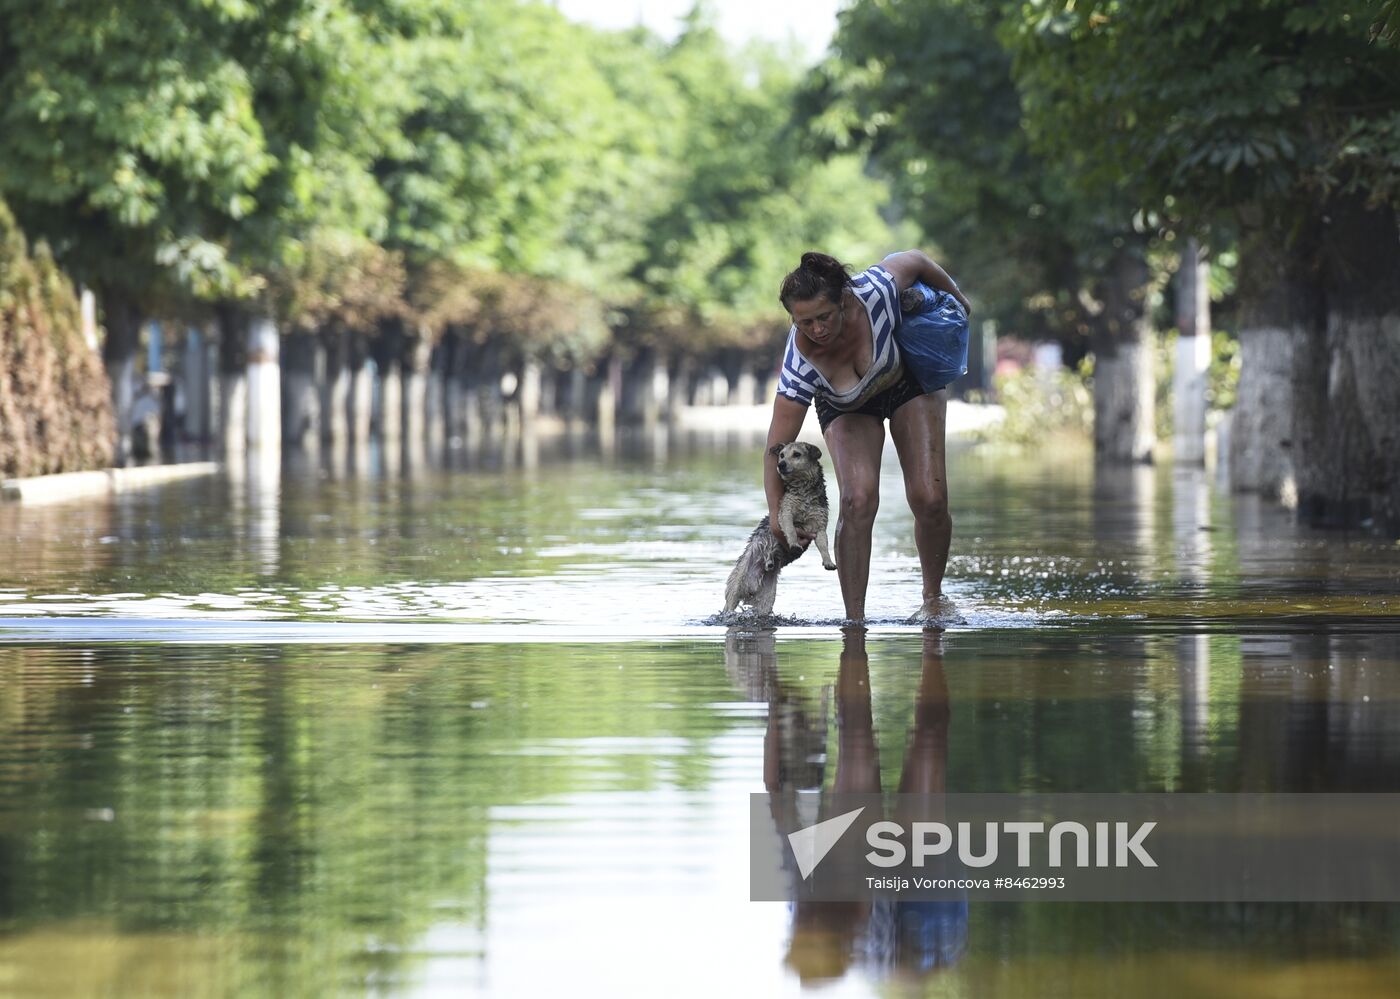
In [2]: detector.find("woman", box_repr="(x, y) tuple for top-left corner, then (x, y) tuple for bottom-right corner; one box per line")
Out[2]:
(765, 250), (971, 623)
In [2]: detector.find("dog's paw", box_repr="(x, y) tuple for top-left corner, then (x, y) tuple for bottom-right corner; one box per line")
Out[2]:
(823, 560), (837, 571)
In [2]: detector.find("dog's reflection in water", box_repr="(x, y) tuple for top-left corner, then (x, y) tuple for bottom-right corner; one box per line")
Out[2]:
(725, 625), (968, 984)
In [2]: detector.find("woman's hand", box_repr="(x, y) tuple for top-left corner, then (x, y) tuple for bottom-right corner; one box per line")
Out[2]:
(770, 516), (815, 551)
(882, 249), (971, 318)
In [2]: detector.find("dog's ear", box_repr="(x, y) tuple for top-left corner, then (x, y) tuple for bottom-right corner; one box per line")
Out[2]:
(803, 443), (823, 460)
(767, 443), (785, 457)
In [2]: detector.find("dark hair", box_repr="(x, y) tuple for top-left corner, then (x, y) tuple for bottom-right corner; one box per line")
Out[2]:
(779, 252), (852, 310)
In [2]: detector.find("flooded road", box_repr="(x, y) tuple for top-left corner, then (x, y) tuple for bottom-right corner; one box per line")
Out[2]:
(1, 429), (1398, 996)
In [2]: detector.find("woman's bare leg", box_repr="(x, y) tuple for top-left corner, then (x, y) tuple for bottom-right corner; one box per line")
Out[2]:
(889, 390), (952, 617)
(823, 413), (885, 622)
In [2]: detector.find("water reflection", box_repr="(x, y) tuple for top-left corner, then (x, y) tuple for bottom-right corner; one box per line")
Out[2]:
(731, 625), (968, 986)
(1, 430), (1400, 995)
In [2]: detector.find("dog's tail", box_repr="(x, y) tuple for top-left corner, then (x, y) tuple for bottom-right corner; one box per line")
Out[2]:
(725, 519), (773, 611)
(725, 546), (763, 611)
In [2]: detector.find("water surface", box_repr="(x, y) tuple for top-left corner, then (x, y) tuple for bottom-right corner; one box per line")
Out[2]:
(1, 430), (1398, 996)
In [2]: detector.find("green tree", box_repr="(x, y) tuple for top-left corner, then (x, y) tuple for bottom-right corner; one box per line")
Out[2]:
(0, 0), (278, 459)
(1006, 0), (1400, 526)
(626, 10), (908, 352)
(807, 0), (1159, 461)
(0, 0), (394, 458)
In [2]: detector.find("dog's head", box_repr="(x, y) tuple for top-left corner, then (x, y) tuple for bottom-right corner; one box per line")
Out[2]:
(768, 441), (823, 480)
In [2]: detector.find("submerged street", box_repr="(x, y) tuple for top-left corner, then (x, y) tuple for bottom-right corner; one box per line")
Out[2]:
(1, 430), (1397, 995)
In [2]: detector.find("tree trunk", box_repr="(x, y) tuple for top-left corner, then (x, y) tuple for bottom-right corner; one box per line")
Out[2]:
(518, 357), (542, 428)
(736, 368), (760, 407)
(214, 302), (248, 456)
(452, 332), (486, 445)
(281, 334), (319, 448)
(246, 317), (280, 451)
(319, 329), (350, 444)
(347, 331), (372, 444)
(566, 367), (588, 425)
(1229, 217), (1319, 500)
(372, 322), (403, 442)
(596, 353), (621, 433)
(634, 347), (668, 428)
(1303, 196), (1400, 531)
(401, 327), (432, 452)
(1173, 238), (1210, 464)
(1231, 326), (1302, 501)
(1230, 198), (1400, 533)
(100, 291), (142, 466)
(440, 330), (464, 443)
(182, 326), (213, 446)
(668, 355), (694, 420)
(1092, 246), (1156, 464)
(425, 340), (446, 454)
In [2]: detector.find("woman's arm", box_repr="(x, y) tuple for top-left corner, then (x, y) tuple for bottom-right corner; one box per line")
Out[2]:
(880, 249), (972, 316)
(765, 394), (810, 545)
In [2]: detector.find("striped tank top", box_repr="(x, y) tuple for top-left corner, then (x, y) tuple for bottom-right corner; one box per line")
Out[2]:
(775, 265), (903, 410)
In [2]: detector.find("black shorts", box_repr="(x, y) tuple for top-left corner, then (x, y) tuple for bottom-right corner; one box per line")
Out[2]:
(814, 368), (930, 434)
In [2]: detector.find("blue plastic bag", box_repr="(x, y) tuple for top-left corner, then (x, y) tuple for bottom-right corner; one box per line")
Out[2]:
(895, 282), (969, 393)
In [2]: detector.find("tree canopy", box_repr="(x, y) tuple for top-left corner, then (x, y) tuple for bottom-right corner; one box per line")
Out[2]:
(0, 0), (910, 362)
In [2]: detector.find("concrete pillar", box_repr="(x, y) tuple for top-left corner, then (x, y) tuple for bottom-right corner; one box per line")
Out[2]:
(246, 317), (280, 451)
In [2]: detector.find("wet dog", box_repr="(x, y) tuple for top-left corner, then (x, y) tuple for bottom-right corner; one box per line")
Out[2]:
(724, 442), (837, 614)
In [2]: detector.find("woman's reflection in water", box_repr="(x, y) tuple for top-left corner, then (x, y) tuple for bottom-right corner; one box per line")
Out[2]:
(726, 625), (967, 986)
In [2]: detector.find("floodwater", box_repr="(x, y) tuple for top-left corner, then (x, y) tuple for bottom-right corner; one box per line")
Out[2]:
(1, 428), (1398, 998)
